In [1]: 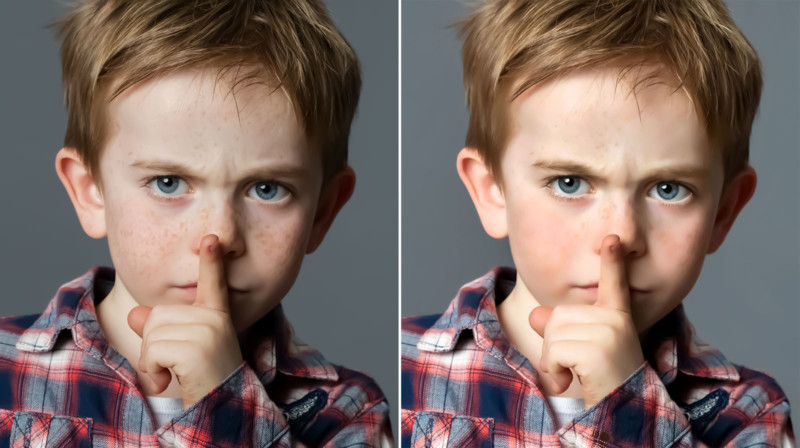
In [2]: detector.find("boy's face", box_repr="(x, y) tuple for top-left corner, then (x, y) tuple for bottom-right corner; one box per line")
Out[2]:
(87, 68), (329, 331)
(476, 66), (751, 333)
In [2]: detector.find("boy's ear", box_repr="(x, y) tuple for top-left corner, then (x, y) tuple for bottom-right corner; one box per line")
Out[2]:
(55, 147), (107, 239)
(305, 165), (356, 254)
(707, 165), (757, 254)
(456, 148), (508, 238)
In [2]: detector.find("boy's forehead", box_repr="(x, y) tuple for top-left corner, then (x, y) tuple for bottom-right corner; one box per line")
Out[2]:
(504, 64), (721, 181)
(100, 67), (313, 174)
(110, 67), (290, 125)
(509, 63), (703, 137)
(515, 63), (696, 116)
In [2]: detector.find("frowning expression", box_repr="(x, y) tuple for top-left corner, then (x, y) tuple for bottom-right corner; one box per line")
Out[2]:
(498, 65), (728, 332)
(96, 67), (323, 331)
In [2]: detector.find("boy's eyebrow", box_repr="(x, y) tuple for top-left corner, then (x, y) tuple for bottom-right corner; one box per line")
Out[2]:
(130, 159), (310, 179)
(532, 159), (710, 180)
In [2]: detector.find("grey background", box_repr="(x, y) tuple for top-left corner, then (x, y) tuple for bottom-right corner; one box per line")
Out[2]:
(0, 0), (398, 435)
(402, 0), (799, 414)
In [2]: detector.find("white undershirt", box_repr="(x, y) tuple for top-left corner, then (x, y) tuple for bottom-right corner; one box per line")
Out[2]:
(545, 395), (586, 429)
(146, 396), (184, 428)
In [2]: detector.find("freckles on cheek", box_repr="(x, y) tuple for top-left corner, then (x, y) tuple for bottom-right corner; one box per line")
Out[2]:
(652, 216), (706, 259)
(253, 222), (307, 273)
(651, 220), (706, 276)
(111, 204), (181, 283)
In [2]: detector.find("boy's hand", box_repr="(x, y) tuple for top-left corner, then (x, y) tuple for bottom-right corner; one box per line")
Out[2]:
(127, 234), (243, 409)
(529, 234), (644, 409)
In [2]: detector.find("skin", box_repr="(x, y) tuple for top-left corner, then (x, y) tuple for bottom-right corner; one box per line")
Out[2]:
(457, 64), (756, 408)
(55, 67), (354, 408)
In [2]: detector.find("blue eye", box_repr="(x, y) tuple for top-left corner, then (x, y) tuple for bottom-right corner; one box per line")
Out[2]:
(149, 176), (188, 196)
(248, 181), (289, 202)
(650, 182), (690, 202)
(550, 176), (590, 197)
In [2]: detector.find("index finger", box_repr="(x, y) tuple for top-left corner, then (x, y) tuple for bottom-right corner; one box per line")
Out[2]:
(195, 234), (230, 313)
(596, 234), (631, 313)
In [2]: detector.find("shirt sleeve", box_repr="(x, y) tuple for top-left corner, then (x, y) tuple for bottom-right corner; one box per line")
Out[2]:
(156, 362), (394, 448)
(557, 363), (795, 448)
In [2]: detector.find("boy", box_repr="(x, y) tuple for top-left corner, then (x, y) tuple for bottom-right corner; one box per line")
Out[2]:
(0, 0), (392, 446)
(402, 0), (794, 446)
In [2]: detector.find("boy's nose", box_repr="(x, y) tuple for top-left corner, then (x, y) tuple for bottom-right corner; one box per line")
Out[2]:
(595, 199), (647, 258)
(194, 200), (246, 259)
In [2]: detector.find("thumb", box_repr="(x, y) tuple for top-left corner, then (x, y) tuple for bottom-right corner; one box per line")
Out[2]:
(528, 306), (553, 338)
(127, 305), (152, 338)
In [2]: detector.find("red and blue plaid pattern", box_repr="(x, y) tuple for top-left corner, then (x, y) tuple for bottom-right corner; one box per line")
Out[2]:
(0, 267), (392, 447)
(402, 267), (794, 447)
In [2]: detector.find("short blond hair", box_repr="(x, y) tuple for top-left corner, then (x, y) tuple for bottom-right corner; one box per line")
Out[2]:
(55, 0), (361, 186)
(459, 0), (762, 186)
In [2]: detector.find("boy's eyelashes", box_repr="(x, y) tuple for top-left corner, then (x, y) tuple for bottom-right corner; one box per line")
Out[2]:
(140, 175), (293, 204)
(542, 175), (694, 204)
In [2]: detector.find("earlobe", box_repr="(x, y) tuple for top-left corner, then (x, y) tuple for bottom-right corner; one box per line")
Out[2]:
(305, 166), (356, 254)
(456, 148), (508, 238)
(55, 148), (107, 239)
(707, 165), (757, 254)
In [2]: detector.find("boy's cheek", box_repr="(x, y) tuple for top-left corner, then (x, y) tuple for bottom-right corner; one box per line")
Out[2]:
(113, 206), (180, 255)
(650, 208), (713, 272)
(508, 209), (580, 305)
(230, 222), (311, 330)
(634, 220), (711, 330)
(105, 200), (186, 305)
(253, 222), (301, 257)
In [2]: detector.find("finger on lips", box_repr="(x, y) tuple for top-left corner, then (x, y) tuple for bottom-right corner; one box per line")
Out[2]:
(529, 233), (635, 398)
(196, 234), (230, 313)
(597, 234), (632, 313)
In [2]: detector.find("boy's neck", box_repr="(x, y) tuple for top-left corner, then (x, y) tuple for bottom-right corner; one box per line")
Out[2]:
(95, 275), (183, 399)
(496, 274), (585, 399)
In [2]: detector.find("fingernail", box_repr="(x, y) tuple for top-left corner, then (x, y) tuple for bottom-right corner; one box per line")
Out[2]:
(609, 242), (619, 254)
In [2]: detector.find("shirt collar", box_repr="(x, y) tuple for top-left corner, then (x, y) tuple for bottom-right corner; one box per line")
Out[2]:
(17, 267), (339, 383)
(245, 305), (339, 384)
(16, 266), (111, 354)
(416, 267), (512, 354)
(417, 267), (740, 383)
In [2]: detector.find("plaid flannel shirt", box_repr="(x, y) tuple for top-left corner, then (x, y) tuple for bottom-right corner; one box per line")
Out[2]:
(401, 267), (794, 447)
(0, 267), (393, 447)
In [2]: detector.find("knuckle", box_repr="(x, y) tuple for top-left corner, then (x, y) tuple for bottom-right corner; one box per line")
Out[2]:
(549, 340), (565, 354)
(606, 312), (624, 329)
(598, 341), (615, 359)
(210, 311), (228, 329)
(600, 325), (616, 343)
(147, 339), (166, 355)
(198, 323), (217, 342)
